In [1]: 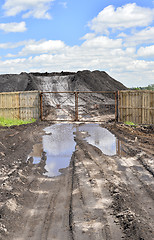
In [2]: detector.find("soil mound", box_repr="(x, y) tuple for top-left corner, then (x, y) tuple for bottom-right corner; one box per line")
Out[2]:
(70, 70), (127, 92)
(0, 70), (127, 121)
(0, 70), (127, 93)
(0, 72), (38, 92)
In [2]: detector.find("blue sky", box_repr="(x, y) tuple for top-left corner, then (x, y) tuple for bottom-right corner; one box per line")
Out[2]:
(0, 0), (154, 87)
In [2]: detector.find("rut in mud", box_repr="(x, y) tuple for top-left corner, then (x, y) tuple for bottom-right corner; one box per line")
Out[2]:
(0, 121), (153, 240)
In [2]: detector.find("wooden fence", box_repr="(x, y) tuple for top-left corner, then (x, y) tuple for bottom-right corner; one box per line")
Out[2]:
(118, 90), (154, 124)
(0, 91), (40, 120)
(0, 90), (153, 124)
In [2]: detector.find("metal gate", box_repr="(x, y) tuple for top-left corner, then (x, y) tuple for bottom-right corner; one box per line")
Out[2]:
(40, 91), (117, 122)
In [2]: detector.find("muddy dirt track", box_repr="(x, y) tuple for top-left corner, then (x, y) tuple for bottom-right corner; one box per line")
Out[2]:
(0, 118), (154, 240)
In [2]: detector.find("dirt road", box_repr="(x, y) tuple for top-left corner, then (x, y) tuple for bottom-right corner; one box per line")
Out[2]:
(0, 120), (153, 240)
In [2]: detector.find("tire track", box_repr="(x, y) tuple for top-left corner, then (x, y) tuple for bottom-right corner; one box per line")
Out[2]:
(71, 142), (124, 240)
(77, 138), (154, 240)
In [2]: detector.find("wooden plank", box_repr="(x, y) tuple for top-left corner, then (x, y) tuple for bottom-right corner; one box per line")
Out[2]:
(20, 92), (40, 120)
(150, 92), (154, 124)
(130, 92), (132, 122)
(136, 92), (138, 124)
(0, 95), (2, 118)
(123, 93), (126, 122)
(115, 92), (117, 122)
(144, 92), (147, 124)
(146, 92), (149, 124)
(128, 92), (131, 122)
(120, 92), (123, 122)
(149, 92), (151, 124)
(0, 91), (40, 120)
(132, 92), (135, 123)
(139, 92), (142, 124)
(152, 92), (154, 124)
(0, 93), (20, 119)
(136, 92), (139, 124)
(132, 92), (135, 124)
(118, 90), (154, 125)
(141, 92), (144, 124)
(126, 92), (128, 122)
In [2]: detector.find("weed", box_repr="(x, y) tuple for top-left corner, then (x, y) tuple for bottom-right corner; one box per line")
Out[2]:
(124, 121), (136, 126)
(0, 117), (36, 127)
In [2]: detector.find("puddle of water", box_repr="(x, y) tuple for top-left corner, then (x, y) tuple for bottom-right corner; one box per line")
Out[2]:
(28, 123), (125, 177)
(42, 124), (76, 176)
(28, 143), (44, 164)
(78, 124), (117, 156)
(80, 114), (91, 119)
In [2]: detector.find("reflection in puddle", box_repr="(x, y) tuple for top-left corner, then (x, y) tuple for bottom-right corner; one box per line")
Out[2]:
(78, 124), (117, 156)
(42, 124), (76, 176)
(29, 143), (43, 164)
(28, 123), (126, 177)
(116, 139), (127, 157)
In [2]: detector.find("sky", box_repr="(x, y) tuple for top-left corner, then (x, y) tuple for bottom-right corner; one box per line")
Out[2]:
(0, 0), (154, 87)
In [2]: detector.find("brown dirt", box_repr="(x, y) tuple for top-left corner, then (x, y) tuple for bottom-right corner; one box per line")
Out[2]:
(0, 119), (153, 240)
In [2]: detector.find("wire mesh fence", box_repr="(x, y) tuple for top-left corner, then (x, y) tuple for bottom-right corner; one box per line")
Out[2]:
(40, 91), (116, 122)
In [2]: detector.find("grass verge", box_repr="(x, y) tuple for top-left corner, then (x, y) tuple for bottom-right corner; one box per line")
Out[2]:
(124, 121), (136, 126)
(0, 117), (36, 127)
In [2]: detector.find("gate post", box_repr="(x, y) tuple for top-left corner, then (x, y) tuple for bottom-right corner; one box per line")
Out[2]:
(40, 92), (43, 121)
(115, 91), (119, 122)
(75, 91), (79, 121)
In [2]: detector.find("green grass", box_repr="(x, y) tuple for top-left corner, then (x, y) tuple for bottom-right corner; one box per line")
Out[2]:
(0, 117), (36, 127)
(124, 121), (136, 126)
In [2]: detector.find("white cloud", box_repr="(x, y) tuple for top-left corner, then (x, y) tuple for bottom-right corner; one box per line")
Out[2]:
(0, 36), (140, 86)
(89, 3), (154, 34)
(1, 45), (153, 87)
(124, 27), (154, 46)
(1, 32), (153, 87)
(81, 36), (122, 49)
(59, 2), (67, 9)
(80, 33), (96, 40)
(0, 22), (26, 32)
(2, 0), (54, 19)
(0, 40), (36, 50)
(0, 43), (10, 48)
(18, 40), (65, 56)
(5, 53), (16, 58)
(0, 3), (154, 87)
(125, 60), (154, 71)
(117, 32), (127, 38)
(0, 42), (153, 87)
(137, 45), (154, 58)
(13, 36), (123, 58)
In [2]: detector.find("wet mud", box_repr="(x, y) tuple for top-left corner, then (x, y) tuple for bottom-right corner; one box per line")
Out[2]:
(0, 119), (153, 240)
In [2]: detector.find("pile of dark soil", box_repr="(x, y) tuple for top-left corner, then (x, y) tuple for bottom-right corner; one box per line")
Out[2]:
(0, 72), (38, 92)
(70, 70), (127, 92)
(0, 70), (127, 93)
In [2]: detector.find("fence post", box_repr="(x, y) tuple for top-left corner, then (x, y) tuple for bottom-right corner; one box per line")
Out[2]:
(19, 92), (21, 119)
(115, 91), (119, 122)
(117, 91), (120, 122)
(115, 92), (117, 122)
(40, 92), (43, 121)
(75, 92), (79, 121)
